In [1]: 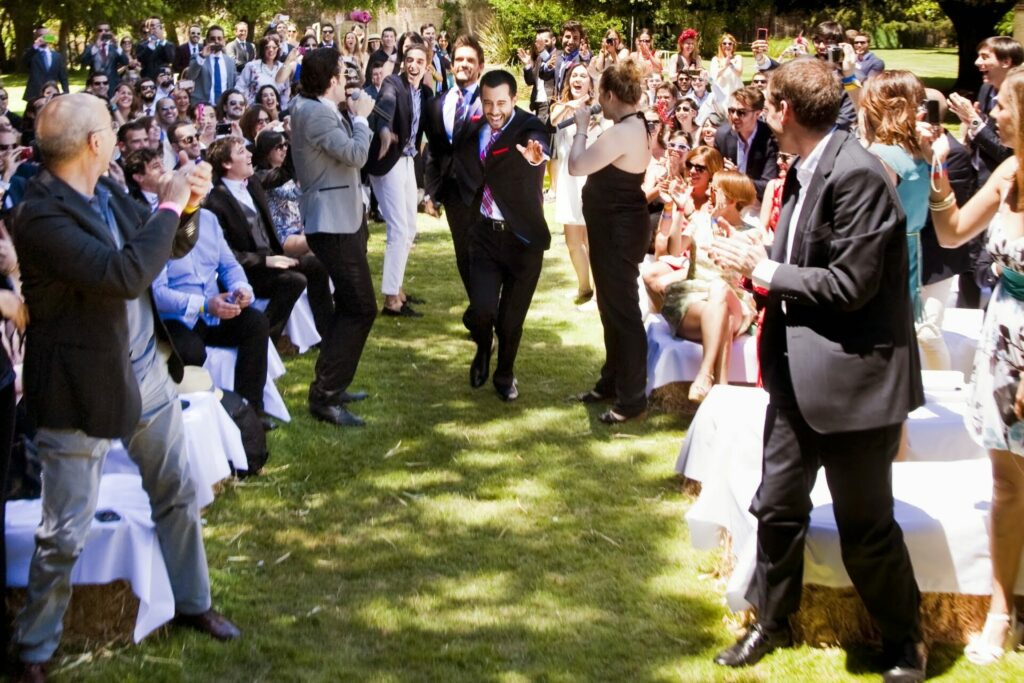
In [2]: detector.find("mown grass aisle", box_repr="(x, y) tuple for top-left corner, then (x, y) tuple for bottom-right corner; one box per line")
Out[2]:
(48, 166), (1024, 682)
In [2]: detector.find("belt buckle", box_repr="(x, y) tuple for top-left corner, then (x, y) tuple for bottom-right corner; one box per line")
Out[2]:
(491, 219), (506, 232)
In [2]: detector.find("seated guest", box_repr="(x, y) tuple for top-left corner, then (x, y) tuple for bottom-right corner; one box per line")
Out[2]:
(150, 203), (270, 418)
(257, 84), (283, 121)
(644, 170), (758, 404)
(190, 102), (218, 148)
(216, 89), (246, 127)
(253, 130), (307, 256)
(116, 120), (150, 169)
(111, 82), (140, 126)
(0, 86), (24, 132)
(204, 136), (333, 340)
(715, 85), (778, 201)
(239, 104), (275, 144)
(700, 111), (724, 149)
(168, 120), (203, 162)
(171, 86), (192, 121)
(85, 72), (112, 101)
(122, 147), (165, 207)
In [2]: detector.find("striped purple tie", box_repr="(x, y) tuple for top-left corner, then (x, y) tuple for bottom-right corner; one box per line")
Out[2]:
(480, 127), (502, 217)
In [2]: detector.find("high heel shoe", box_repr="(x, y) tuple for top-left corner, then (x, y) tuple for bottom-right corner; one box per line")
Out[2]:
(965, 610), (1024, 664)
(688, 372), (715, 404)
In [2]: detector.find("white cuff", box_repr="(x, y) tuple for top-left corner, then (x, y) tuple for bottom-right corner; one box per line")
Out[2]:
(752, 259), (781, 290)
(351, 116), (369, 127)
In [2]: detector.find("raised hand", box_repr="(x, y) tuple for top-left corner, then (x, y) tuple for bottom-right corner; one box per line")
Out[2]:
(516, 139), (545, 165)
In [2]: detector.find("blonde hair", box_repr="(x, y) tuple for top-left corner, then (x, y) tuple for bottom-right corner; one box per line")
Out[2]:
(717, 33), (737, 59)
(858, 69), (924, 158)
(711, 170), (757, 210)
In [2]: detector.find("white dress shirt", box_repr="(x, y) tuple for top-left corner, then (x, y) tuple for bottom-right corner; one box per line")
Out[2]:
(442, 83), (480, 141)
(221, 177), (256, 213)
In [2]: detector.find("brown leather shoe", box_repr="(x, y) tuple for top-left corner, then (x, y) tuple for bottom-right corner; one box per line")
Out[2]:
(174, 608), (241, 641)
(15, 662), (48, 683)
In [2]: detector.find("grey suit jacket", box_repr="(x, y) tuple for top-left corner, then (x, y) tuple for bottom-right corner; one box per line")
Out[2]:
(289, 96), (372, 235)
(185, 51), (237, 105)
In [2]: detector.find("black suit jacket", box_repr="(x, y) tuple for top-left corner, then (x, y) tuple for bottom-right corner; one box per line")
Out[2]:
(972, 83), (1012, 185)
(714, 119), (779, 200)
(174, 42), (202, 75)
(920, 131), (979, 284)
(759, 130), (924, 434)
(10, 171), (199, 438)
(21, 48), (69, 101)
(423, 88), (478, 205)
(524, 52), (555, 112)
(365, 74), (432, 177)
(454, 108), (551, 251)
(135, 39), (176, 80)
(205, 179), (284, 272)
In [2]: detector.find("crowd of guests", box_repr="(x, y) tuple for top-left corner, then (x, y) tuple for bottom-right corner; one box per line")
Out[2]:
(2, 11), (1024, 683)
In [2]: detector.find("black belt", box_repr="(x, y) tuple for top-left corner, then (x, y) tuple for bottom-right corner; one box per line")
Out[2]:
(480, 217), (508, 232)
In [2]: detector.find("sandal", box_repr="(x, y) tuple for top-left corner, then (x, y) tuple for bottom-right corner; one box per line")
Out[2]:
(965, 611), (1024, 665)
(688, 372), (715, 404)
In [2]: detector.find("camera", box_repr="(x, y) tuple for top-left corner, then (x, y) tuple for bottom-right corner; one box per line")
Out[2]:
(606, 37), (615, 45)
(215, 122), (232, 136)
(827, 45), (844, 64)
(101, 33), (114, 43)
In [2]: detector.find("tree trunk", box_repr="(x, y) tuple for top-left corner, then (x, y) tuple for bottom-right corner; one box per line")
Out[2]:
(8, 2), (40, 70)
(939, 0), (1016, 95)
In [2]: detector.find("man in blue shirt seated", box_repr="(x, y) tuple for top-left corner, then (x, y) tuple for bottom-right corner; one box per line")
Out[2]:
(134, 149), (271, 419)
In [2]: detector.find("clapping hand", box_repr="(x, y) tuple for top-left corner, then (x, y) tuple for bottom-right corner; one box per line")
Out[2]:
(516, 139), (546, 165)
(709, 230), (764, 277)
(947, 92), (977, 125)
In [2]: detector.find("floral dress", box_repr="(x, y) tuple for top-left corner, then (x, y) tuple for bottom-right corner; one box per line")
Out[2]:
(969, 209), (1024, 455)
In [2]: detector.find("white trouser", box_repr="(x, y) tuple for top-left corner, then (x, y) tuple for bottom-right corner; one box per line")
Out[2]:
(916, 276), (954, 371)
(370, 156), (419, 297)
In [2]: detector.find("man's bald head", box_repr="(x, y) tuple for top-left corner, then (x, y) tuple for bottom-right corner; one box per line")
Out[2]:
(36, 94), (111, 167)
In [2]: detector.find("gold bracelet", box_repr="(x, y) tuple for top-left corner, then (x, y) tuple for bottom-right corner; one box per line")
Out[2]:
(928, 193), (956, 212)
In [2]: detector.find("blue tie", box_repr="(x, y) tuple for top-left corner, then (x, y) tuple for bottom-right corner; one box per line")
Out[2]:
(213, 56), (223, 103)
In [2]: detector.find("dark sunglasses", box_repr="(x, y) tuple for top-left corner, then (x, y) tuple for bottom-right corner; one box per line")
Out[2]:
(227, 99), (245, 106)
(727, 107), (751, 117)
(140, 84), (156, 90)
(322, 29), (334, 34)
(0, 94), (7, 100)
(853, 40), (868, 45)
(752, 79), (767, 85)
(0, 143), (17, 151)
(93, 80), (109, 86)
(686, 162), (708, 173)
(274, 142), (289, 150)
(176, 134), (197, 145)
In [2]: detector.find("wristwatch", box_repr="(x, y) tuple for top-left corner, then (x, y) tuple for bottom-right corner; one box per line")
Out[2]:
(969, 117), (984, 130)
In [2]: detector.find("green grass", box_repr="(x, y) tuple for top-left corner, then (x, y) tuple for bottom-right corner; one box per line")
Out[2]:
(33, 198), (1024, 681)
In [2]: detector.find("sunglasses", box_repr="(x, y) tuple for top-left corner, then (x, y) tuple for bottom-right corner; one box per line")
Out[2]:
(853, 40), (868, 45)
(0, 144), (17, 151)
(140, 85), (156, 90)
(686, 162), (708, 173)
(227, 100), (245, 106)
(678, 108), (693, 114)
(176, 134), (197, 145)
(669, 143), (689, 151)
(274, 142), (289, 150)
(721, 41), (734, 46)
(93, 80), (109, 86)
(638, 39), (651, 43)
(727, 107), (751, 117)
(323, 29), (334, 34)
(0, 94), (7, 100)
(752, 79), (767, 85)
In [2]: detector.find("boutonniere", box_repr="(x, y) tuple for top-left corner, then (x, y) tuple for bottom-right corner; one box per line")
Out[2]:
(471, 114), (481, 123)
(492, 147), (509, 156)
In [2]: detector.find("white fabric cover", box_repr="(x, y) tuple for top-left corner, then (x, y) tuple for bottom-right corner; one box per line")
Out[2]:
(253, 288), (322, 354)
(203, 341), (290, 422)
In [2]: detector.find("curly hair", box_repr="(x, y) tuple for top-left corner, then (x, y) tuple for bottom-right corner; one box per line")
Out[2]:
(858, 69), (925, 158)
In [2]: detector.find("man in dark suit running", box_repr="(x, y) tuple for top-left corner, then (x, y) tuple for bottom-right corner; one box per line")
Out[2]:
(455, 70), (550, 402)
(710, 59), (927, 683)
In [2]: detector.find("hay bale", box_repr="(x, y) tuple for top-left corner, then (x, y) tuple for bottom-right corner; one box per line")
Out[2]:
(791, 585), (989, 646)
(649, 382), (700, 416)
(6, 581), (146, 648)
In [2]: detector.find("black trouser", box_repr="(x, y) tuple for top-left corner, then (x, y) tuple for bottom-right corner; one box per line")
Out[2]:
(441, 186), (477, 303)
(467, 221), (544, 390)
(245, 253), (332, 341)
(164, 310), (269, 409)
(0, 381), (15, 663)
(747, 402), (922, 645)
(587, 212), (650, 416)
(306, 228), (377, 399)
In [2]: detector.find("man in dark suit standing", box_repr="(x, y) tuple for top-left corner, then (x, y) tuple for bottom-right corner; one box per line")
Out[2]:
(225, 22), (256, 74)
(174, 25), (204, 75)
(22, 27), (69, 102)
(78, 22), (127, 98)
(203, 136), (332, 346)
(710, 59), (927, 683)
(715, 85), (779, 201)
(455, 70), (550, 402)
(424, 35), (484, 320)
(517, 28), (555, 126)
(9, 94), (239, 680)
(550, 21), (591, 96)
(185, 26), (237, 107)
(135, 16), (176, 81)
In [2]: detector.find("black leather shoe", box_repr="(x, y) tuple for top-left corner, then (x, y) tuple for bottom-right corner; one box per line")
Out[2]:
(470, 343), (491, 388)
(382, 303), (423, 317)
(260, 417), (278, 432)
(174, 608), (241, 641)
(882, 640), (927, 683)
(404, 293), (426, 305)
(309, 401), (366, 427)
(496, 379), (519, 402)
(337, 390), (369, 403)
(713, 623), (792, 667)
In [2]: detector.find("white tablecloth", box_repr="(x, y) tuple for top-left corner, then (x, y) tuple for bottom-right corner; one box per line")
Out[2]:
(103, 390), (245, 508)
(677, 385), (1022, 611)
(6, 473), (175, 642)
(204, 341), (290, 422)
(648, 308), (983, 394)
(253, 288), (322, 353)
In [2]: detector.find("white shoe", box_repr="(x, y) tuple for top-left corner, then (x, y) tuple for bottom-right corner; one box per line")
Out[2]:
(965, 611), (1024, 665)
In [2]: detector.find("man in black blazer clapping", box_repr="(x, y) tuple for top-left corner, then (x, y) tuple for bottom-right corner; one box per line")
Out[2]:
(455, 70), (550, 402)
(710, 59), (927, 682)
(715, 85), (778, 201)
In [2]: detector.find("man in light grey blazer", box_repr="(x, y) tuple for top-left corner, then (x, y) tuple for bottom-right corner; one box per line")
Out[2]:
(290, 48), (377, 427)
(186, 25), (236, 106)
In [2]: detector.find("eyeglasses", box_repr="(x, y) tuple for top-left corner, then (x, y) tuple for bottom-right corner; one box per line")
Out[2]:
(721, 41), (734, 46)
(727, 107), (752, 117)
(853, 40), (868, 45)
(322, 29), (334, 34)
(176, 134), (197, 145)
(686, 162), (708, 173)
(0, 94), (7, 100)
(140, 85), (156, 90)
(0, 144), (16, 151)
(159, 105), (177, 112)
(227, 100), (245, 106)
(257, 116), (270, 123)
(752, 79), (767, 85)
(678, 108), (693, 114)
(274, 142), (289, 150)
(93, 80), (109, 86)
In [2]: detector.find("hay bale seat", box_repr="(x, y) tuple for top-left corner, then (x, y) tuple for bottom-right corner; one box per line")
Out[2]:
(5, 581), (144, 647)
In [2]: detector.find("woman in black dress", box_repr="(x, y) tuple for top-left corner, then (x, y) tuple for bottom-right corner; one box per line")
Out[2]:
(569, 60), (652, 423)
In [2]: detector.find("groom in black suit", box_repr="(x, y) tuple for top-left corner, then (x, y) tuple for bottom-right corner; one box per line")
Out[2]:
(710, 59), (927, 683)
(454, 69), (550, 402)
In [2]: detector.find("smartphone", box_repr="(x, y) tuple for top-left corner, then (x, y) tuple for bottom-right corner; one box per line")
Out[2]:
(756, 28), (769, 42)
(215, 122), (231, 136)
(19, 147), (34, 162)
(926, 99), (941, 126)
(828, 46), (844, 63)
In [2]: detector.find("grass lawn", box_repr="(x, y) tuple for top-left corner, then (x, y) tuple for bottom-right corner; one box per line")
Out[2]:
(35, 197), (1024, 681)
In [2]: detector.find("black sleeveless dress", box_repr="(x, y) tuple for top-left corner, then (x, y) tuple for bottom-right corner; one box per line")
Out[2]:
(582, 151), (651, 416)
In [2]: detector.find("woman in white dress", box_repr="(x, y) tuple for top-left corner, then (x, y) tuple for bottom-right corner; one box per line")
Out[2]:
(709, 33), (743, 100)
(550, 63), (605, 304)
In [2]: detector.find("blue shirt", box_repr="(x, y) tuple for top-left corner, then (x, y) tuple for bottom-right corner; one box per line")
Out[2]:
(85, 185), (158, 377)
(152, 208), (252, 328)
